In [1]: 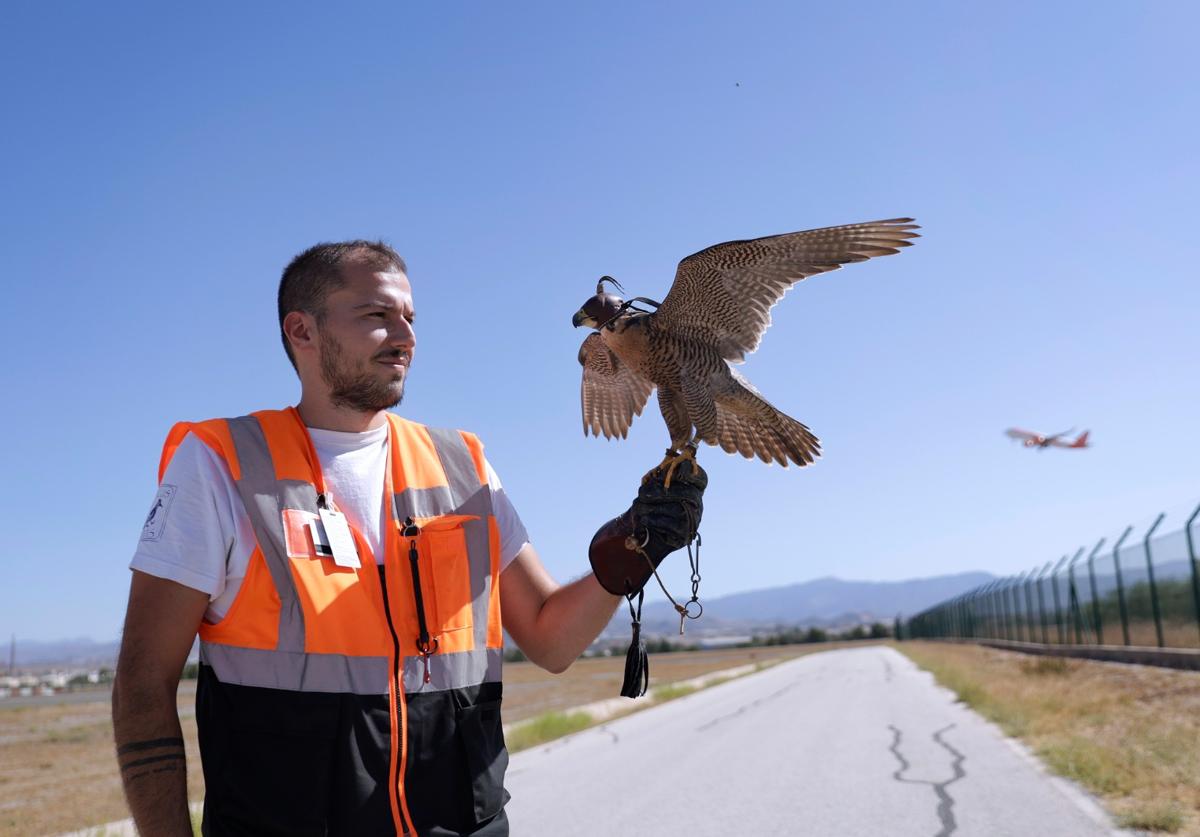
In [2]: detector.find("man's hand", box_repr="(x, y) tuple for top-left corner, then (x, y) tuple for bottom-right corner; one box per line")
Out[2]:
(112, 571), (209, 836)
(589, 459), (707, 597)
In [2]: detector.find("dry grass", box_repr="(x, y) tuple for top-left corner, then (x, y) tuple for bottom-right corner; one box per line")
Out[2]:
(0, 686), (203, 837)
(1121, 621), (1200, 650)
(0, 644), (819, 835)
(1012, 619), (1200, 650)
(900, 641), (1200, 835)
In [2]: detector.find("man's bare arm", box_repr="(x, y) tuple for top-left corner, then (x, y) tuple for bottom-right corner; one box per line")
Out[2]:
(112, 571), (210, 836)
(500, 544), (620, 674)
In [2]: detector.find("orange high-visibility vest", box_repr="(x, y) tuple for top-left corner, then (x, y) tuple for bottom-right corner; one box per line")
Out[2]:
(158, 407), (508, 835)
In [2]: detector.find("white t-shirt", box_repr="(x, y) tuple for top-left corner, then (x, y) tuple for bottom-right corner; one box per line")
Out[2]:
(131, 423), (530, 623)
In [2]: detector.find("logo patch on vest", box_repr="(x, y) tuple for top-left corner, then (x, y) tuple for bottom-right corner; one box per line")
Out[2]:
(140, 484), (177, 542)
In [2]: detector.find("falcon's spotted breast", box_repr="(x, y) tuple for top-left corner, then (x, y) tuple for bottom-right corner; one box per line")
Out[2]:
(572, 218), (919, 478)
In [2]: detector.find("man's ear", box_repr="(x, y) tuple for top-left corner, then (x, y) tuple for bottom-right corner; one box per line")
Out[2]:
(283, 311), (318, 359)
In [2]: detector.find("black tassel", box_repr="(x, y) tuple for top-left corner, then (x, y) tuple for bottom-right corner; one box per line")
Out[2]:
(620, 590), (649, 698)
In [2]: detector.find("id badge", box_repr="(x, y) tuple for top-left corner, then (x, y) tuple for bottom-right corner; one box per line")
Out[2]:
(318, 506), (362, 569)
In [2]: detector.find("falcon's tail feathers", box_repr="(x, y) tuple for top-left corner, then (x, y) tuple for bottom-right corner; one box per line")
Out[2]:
(771, 410), (821, 468)
(712, 383), (821, 468)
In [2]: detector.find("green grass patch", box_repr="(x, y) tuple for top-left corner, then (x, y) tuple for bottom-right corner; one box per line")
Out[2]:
(1117, 801), (1185, 833)
(652, 683), (697, 702)
(506, 711), (594, 753)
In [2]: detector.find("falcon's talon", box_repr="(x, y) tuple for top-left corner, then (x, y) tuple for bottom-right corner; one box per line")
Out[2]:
(642, 448), (681, 485)
(661, 445), (696, 489)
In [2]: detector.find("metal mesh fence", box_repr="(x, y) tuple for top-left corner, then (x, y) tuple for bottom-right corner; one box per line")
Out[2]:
(903, 503), (1200, 650)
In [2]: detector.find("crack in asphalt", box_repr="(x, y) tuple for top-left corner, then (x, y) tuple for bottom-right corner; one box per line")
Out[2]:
(888, 724), (967, 837)
(694, 678), (804, 732)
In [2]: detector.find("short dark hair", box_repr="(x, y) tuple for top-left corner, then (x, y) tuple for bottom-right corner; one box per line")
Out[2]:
(277, 240), (407, 369)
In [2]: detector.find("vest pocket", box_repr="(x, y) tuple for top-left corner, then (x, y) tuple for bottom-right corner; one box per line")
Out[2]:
(409, 515), (479, 644)
(456, 698), (510, 823)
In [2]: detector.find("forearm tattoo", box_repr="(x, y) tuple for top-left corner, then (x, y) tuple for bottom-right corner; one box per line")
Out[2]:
(118, 737), (185, 783)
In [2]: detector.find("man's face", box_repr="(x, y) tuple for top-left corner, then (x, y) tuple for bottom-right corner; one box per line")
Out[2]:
(314, 264), (416, 413)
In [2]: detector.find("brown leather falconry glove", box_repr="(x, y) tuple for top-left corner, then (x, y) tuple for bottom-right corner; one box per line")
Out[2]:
(589, 459), (708, 597)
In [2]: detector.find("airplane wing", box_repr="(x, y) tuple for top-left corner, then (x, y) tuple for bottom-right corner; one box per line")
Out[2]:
(1045, 426), (1076, 442)
(1005, 428), (1039, 442)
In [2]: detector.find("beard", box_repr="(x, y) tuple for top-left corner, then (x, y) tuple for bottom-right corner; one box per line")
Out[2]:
(318, 333), (406, 413)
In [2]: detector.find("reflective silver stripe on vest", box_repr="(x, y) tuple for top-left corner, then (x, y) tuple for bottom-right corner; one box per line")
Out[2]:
(226, 416), (314, 654)
(424, 427), (497, 654)
(199, 643), (503, 695)
(403, 646), (503, 693)
(200, 643), (390, 694)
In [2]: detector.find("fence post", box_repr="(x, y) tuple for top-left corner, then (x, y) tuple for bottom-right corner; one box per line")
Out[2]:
(1009, 572), (1025, 642)
(1024, 571), (1038, 644)
(1006, 572), (1019, 642)
(1187, 502), (1200, 646)
(989, 580), (1000, 640)
(1112, 525), (1134, 646)
(1036, 561), (1053, 644)
(1142, 513), (1166, 648)
(1086, 538), (1106, 645)
(1017, 570), (1032, 642)
(1050, 554), (1071, 644)
(995, 579), (1008, 640)
(978, 583), (993, 639)
(1066, 547), (1087, 644)
(992, 581), (1004, 639)
(979, 584), (994, 639)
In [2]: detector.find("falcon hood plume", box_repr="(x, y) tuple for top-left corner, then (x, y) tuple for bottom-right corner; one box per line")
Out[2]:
(572, 218), (920, 482)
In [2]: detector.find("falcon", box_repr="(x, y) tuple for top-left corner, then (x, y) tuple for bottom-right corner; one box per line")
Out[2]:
(572, 218), (920, 484)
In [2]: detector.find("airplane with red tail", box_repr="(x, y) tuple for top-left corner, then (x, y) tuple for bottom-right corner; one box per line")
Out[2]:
(1005, 427), (1091, 450)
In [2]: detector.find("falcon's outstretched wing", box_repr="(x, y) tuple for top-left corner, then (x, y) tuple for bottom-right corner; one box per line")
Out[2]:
(655, 218), (920, 362)
(578, 333), (655, 439)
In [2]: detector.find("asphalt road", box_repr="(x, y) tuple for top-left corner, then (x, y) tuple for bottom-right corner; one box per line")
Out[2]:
(505, 646), (1122, 837)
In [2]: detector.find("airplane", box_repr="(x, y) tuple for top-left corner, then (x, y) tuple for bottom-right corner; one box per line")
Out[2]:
(1005, 427), (1091, 450)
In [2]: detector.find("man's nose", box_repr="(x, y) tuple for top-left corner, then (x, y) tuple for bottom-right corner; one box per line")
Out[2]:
(389, 319), (416, 350)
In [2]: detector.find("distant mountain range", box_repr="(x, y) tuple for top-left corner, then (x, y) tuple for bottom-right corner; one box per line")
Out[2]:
(12, 571), (997, 667)
(605, 570), (996, 639)
(7, 637), (121, 668)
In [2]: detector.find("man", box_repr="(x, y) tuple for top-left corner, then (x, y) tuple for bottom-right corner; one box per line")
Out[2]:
(112, 240), (705, 836)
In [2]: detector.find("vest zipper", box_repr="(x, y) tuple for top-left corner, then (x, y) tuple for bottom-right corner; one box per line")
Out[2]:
(377, 565), (411, 835)
(403, 517), (438, 684)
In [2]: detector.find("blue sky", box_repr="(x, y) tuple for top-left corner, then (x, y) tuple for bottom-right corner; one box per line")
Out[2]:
(3, 2), (1198, 642)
